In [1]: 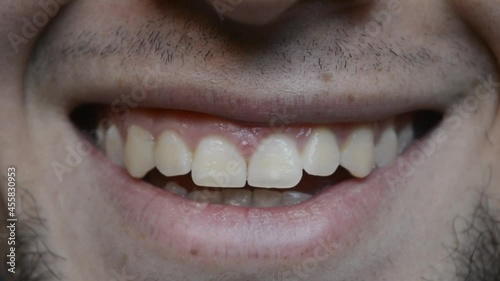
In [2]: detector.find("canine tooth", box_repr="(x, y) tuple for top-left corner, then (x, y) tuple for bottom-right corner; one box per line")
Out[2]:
(124, 126), (155, 178)
(282, 191), (312, 206)
(248, 135), (302, 188)
(192, 137), (246, 188)
(398, 123), (414, 153)
(302, 128), (340, 176)
(164, 182), (188, 197)
(375, 124), (398, 167)
(155, 130), (192, 177)
(252, 190), (283, 207)
(105, 125), (124, 166)
(222, 190), (252, 207)
(340, 126), (375, 178)
(187, 189), (222, 204)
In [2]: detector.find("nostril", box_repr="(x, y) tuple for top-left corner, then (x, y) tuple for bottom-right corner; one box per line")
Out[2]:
(207, 0), (299, 25)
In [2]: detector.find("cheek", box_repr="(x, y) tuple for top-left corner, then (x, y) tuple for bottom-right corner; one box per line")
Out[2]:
(452, 0), (500, 61)
(487, 108), (500, 199)
(452, 0), (500, 200)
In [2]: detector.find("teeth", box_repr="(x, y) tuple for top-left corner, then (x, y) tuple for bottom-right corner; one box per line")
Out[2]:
(164, 181), (188, 197)
(155, 130), (192, 177)
(124, 126), (156, 178)
(117, 117), (407, 199)
(187, 189), (222, 204)
(340, 126), (375, 178)
(222, 189), (252, 207)
(375, 124), (398, 167)
(248, 134), (302, 188)
(302, 128), (340, 176)
(282, 191), (312, 206)
(104, 125), (125, 166)
(192, 137), (247, 188)
(398, 123), (414, 153)
(252, 189), (283, 207)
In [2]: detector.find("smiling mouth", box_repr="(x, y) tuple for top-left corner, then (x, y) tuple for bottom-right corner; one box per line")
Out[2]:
(73, 105), (442, 208)
(66, 90), (447, 264)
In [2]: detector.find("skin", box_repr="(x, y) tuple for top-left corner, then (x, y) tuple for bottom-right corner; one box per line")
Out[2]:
(0, 0), (499, 280)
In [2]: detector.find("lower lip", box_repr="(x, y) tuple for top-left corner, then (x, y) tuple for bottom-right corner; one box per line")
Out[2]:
(94, 147), (400, 265)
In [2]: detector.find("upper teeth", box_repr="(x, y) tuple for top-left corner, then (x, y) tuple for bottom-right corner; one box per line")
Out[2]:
(105, 125), (125, 166)
(339, 126), (375, 178)
(105, 121), (409, 189)
(155, 130), (192, 177)
(398, 122), (414, 154)
(124, 126), (156, 178)
(192, 136), (247, 188)
(302, 128), (340, 177)
(375, 123), (399, 168)
(247, 134), (302, 188)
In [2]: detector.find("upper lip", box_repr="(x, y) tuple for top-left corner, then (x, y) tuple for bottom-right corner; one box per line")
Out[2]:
(32, 8), (485, 125)
(46, 49), (474, 126)
(28, 0), (494, 126)
(64, 76), (455, 125)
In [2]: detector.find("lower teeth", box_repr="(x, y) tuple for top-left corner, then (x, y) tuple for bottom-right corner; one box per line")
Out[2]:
(170, 182), (314, 207)
(145, 168), (351, 208)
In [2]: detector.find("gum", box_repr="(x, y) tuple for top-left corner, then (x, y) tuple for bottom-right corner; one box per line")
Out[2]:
(105, 108), (402, 160)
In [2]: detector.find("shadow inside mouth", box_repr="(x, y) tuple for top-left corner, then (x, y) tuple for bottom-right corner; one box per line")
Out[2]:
(413, 110), (443, 139)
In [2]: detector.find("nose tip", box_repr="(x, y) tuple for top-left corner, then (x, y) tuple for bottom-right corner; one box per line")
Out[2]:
(208, 0), (300, 25)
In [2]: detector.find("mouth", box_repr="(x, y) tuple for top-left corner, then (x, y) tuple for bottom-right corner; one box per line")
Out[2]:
(71, 102), (442, 262)
(75, 106), (440, 207)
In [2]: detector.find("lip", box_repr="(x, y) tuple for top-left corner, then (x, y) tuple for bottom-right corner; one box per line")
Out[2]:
(67, 80), (452, 125)
(88, 123), (420, 265)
